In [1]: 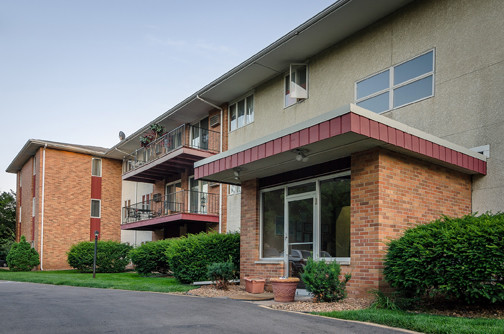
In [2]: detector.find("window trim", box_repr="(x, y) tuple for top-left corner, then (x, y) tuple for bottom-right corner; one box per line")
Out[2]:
(228, 93), (254, 132)
(284, 64), (309, 109)
(91, 199), (101, 218)
(91, 158), (102, 177)
(355, 49), (435, 113)
(259, 170), (351, 264)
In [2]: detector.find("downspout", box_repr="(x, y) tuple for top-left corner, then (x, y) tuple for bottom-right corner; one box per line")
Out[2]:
(196, 95), (224, 233)
(40, 144), (47, 270)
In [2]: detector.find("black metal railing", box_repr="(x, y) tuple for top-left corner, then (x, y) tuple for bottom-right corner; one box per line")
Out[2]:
(123, 124), (220, 174)
(122, 190), (219, 224)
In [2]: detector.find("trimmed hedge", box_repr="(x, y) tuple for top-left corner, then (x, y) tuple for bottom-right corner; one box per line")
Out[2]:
(168, 232), (240, 284)
(130, 239), (173, 275)
(67, 240), (132, 273)
(6, 236), (40, 271)
(384, 213), (504, 303)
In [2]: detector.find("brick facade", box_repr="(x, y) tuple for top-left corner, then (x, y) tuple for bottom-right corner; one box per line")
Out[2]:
(16, 148), (122, 270)
(239, 148), (472, 296)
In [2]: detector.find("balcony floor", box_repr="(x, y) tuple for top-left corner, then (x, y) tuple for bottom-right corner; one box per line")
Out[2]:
(121, 212), (219, 231)
(123, 146), (215, 183)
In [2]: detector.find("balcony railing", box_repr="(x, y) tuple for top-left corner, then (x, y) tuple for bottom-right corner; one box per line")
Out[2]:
(123, 124), (220, 174)
(122, 190), (219, 224)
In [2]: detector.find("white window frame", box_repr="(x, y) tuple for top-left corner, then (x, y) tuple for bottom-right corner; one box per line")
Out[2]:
(32, 197), (36, 217)
(229, 93), (254, 132)
(91, 158), (102, 177)
(91, 199), (101, 218)
(259, 171), (351, 264)
(284, 63), (308, 108)
(355, 49), (435, 113)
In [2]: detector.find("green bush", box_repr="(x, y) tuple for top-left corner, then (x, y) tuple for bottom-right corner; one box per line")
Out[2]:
(6, 236), (40, 271)
(301, 257), (351, 302)
(384, 213), (504, 304)
(167, 232), (240, 284)
(207, 259), (235, 290)
(130, 239), (173, 275)
(67, 240), (132, 273)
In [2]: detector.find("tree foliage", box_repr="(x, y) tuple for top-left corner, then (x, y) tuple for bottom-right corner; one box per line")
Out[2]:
(0, 190), (16, 241)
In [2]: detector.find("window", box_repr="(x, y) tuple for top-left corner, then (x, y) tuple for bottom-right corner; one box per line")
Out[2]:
(260, 172), (351, 261)
(229, 94), (254, 131)
(92, 158), (102, 177)
(284, 64), (308, 108)
(228, 185), (241, 195)
(356, 50), (434, 113)
(33, 156), (36, 175)
(91, 199), (101, 218)
(32, 198), (36, 217)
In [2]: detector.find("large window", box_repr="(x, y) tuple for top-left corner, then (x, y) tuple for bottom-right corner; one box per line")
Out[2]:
(284, 64), (308, 108)
(260, 172), (351, 261)
(229, 94), (254, 131)
(92, 158), (102, 177)
(356, 50), (434, 113)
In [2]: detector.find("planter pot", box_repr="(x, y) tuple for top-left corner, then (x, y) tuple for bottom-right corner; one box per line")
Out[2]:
(270, 277), (300, 302)
(244, 277), (265, 294)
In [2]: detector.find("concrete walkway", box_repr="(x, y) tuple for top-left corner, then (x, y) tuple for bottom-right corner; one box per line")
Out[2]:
(0, 281), (417, 334)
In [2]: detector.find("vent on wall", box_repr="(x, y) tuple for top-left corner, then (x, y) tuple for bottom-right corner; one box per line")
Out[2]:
(210, 115), (220, 127)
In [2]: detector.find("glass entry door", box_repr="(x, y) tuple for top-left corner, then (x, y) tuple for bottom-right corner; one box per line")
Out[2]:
(285, 194), (316, 285)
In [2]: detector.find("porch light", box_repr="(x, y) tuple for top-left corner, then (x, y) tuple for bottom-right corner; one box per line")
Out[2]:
(294, 149), (309, 162)
(233, 168), (241, 181)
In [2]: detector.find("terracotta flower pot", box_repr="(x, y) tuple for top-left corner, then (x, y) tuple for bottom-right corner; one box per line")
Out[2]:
(270, 277), (300, 302)
(244, 277), (266, 294)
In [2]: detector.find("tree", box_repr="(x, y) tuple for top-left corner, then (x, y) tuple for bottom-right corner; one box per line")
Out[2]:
(0, 190), (16, 262)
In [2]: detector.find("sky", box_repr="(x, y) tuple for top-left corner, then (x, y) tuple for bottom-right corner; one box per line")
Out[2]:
(0, 0), (336, 193)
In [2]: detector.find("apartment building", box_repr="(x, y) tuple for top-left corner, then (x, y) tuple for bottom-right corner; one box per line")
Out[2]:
(6, 140), (122, 269)
(186, 0), (501, 296)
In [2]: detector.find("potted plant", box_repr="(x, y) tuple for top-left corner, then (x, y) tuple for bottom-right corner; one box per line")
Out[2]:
(270, 277), (300, 302)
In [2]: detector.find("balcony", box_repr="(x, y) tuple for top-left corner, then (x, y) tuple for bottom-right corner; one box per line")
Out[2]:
(122, 124), (220, 182)
(121, 190), (219, 230)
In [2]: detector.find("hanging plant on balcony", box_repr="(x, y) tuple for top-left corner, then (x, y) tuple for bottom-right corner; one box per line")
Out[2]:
(139, 123), (165, 147)
(150, 123), (165, 138)
(139, 134), (155, 147)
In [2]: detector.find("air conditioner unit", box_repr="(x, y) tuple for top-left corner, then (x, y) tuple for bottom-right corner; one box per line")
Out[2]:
(153, 193), (162, 202)
(209, 115), (220, 127)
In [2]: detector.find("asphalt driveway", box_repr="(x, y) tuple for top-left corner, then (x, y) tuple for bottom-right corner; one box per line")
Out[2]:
(0, 281), (412, 334)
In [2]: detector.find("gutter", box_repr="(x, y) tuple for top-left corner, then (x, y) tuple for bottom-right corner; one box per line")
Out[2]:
(40, 144), (47, 270)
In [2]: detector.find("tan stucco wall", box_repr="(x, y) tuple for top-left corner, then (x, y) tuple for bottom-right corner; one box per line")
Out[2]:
(228, 0), (503, 213)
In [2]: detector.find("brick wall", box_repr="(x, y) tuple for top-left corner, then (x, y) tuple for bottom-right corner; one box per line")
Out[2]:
(100, 158), (122, 242)
(238, 148), (472, 296)
(348, 148), (471, 296)
(20, 148), (122, 270)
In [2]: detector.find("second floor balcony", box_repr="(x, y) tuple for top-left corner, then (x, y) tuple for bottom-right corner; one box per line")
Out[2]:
(121, 190), (219, 230)
(122, 124), (220, 182)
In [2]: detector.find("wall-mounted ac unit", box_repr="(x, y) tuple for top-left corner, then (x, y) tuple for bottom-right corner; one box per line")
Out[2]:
(153, 193), (162, 202)
(210, 115), (220, 127)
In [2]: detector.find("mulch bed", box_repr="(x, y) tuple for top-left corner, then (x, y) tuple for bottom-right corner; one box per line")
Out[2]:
(181, 285), (504, 318)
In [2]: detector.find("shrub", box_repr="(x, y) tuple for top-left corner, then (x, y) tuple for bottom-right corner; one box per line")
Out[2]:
(130, 239), (173, 275)
(301, 257), (351, 302)
(207, 259), (235, 290)
(6, 236), (40, 271)
(384, 213), (504, 304)
(67, 240), (132, 273)
(167, 232), (240, 284)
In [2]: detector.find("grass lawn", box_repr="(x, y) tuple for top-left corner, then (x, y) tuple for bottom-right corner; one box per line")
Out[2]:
(317, 309), (504, 334)
(0, 269), (196, 293)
